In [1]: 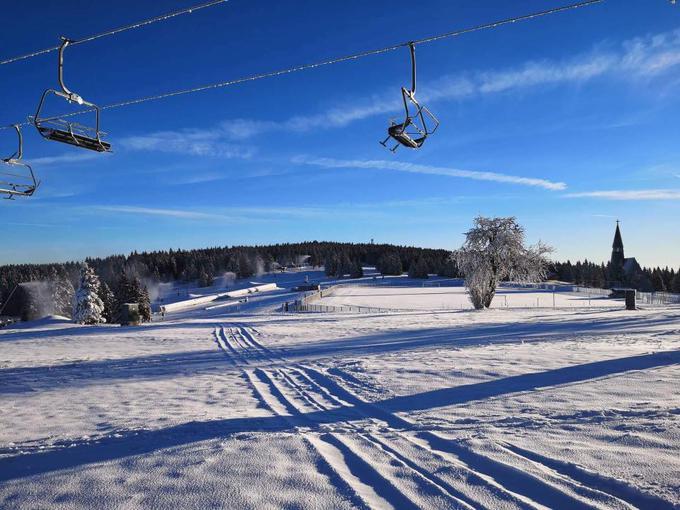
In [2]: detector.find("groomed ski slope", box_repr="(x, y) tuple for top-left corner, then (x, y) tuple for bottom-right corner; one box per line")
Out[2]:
(1, 273), (679, 509)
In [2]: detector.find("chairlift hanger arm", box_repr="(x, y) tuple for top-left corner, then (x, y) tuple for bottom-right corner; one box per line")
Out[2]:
(408, 42), (416, 96)
(56, 38), (82, 104)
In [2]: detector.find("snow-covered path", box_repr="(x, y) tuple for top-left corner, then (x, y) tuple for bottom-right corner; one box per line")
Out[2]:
(1, 287), (679, 509)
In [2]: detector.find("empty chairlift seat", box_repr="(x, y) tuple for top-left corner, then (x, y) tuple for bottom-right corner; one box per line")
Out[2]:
(33, 37), (111, 152)
(381, 43), (439, 152)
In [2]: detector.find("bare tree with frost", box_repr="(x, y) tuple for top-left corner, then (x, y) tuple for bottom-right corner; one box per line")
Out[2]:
(454, 216), (552, 310)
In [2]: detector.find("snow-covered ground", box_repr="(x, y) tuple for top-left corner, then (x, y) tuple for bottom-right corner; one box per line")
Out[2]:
(319, 284), (626, 310)
(1, 276), (679, 509)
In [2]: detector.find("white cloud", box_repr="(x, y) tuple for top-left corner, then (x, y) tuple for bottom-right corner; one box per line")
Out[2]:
(92, 205), (245, 221)
(565, 189), (680, 200)
(27, 152), (102, 166)
(296, 156), (566, 191)
(118, 129), (256, 159)
(89, 198), (478, 225)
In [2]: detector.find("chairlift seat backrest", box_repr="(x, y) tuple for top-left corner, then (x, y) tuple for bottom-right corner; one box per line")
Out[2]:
(33, 37), (111, 152)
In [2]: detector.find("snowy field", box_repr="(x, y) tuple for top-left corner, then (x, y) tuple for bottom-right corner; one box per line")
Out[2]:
(1, 275), (679, 509)
(318, 284), (626, 310)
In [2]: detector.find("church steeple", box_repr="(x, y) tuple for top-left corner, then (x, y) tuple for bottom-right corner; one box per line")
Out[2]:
(611, 220), (625, 268)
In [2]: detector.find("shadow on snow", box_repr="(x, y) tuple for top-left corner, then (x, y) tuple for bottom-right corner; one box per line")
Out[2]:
(1, 348), (679, 481)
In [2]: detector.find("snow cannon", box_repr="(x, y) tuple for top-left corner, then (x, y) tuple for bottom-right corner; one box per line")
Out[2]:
(120, 303), (141, 326)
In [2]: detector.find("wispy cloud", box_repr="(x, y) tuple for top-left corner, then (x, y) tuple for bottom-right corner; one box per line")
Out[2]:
(295, 156), (566, 191)
(92, 205), (246, 222)
(118, 129), (256, 159)
(27, 152), (102, 166)
(566, 189), (680, 200)
(588, 213), (619, 219)
(88, 197), (478, 225)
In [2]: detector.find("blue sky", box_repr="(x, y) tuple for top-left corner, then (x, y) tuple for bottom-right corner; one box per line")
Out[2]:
(1, 0), (679, 267)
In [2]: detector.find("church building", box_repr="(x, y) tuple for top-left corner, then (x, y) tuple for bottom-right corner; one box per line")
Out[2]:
(610, 221), (643, 286)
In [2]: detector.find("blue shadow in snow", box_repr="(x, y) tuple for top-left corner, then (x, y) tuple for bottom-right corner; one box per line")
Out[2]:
(1, 348), (678, 482)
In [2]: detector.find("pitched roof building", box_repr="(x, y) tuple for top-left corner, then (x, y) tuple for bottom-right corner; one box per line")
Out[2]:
(610, 221), (642, 285)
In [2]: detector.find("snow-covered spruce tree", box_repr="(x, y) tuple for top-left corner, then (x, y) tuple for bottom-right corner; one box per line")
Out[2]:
(454, 216), (552, 310)
(98, 281), (117, 324)
(139, 285), (152, 322)
(73, 263), (105, 325)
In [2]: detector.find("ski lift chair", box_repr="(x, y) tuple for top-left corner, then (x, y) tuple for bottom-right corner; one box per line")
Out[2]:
(1, 125), (39, 199)
(33, 37), (111, 152)
(380, 43), (439, 152)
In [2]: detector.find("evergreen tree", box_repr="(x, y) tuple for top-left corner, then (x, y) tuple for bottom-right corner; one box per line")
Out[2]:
(339, 253), (353, 278)
(198, 270), (213, 288)
(98, 281), (116, 324)
(73, 262), (105, 325)
(237, 254), (254, 278)
(115, 273), (152, 323)
(437, 257), (458, 278)
(139, 285), (152, 322)
(350, 260), (364, 279)
(671, 270), (680, 294)
(408, 257), (429, 279)
(652, 270), (666, 292)
(377, 253), (402, 276)
(324, 255), (339, 277)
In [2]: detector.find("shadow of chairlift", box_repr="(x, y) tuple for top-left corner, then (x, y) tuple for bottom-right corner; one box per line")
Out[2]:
(32, 37), (111, 153)
(1, 125), (39, 199)
(380, 43), (439, 152)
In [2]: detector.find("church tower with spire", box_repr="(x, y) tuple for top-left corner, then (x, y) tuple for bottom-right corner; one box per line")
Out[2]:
(611, 221), (625, 269)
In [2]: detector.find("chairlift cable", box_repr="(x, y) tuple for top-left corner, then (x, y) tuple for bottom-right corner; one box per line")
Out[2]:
(0, 0), (604, 132)
(0, 0), (230, 66)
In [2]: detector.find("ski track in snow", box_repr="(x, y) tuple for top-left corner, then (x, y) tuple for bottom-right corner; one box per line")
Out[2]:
(215, 323), (666, 510)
